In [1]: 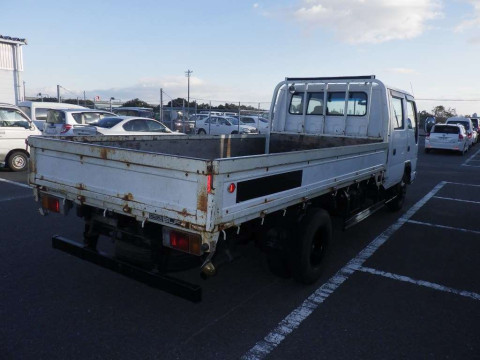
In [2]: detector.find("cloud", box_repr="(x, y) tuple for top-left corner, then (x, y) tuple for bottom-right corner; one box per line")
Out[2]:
(279, 0), (443, 44)
(253, 3), (259, 8)
(455, 0), (480, 42)
(387, 67), (417, 74)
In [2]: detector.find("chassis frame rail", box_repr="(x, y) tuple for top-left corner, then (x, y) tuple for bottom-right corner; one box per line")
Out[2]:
(52, 235), (202, 303)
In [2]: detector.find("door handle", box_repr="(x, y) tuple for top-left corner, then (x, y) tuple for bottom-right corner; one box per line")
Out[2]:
(393, 149), (396, 155)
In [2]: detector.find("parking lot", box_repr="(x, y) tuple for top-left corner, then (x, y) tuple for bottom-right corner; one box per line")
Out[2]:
(1, 139), (479, 359)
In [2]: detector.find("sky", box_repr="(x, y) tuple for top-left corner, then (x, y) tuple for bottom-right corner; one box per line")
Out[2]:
(2, 0), (480, 115)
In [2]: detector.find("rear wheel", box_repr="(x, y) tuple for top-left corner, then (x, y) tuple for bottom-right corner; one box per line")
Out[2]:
(424, 148), (431, 153)
(231, 131), (239, 134)
(198, 129), (206, 135)
(7, 151), (28, 171)
(290, 208), (332, 284)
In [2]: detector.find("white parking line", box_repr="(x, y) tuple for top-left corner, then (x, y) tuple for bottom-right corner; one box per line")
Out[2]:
(241, 182), (447, 360)
(407, 219), (480, 235)
(462, 148), (480, 167)
(433, 196), (480, 205)
(358, 266), (480, 301)
(0, 194), (33, 202)
(444, 181), (480, 187)
(0, 178), (31, 189)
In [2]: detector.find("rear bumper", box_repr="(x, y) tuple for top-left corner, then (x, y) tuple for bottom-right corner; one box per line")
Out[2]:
(426, 142), (464, 151)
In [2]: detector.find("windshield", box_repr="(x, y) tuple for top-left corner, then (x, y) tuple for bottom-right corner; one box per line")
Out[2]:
(91, 117), (123, 128)
(0, 108), (31, 128)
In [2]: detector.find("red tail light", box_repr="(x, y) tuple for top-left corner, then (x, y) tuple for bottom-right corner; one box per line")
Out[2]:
(60, 124), (73, 134)
(42, 196), (60, 213)
(207, 174), (213, 193)
(467, 133), (472, 138)
(163, 228), (202, 255)
(170, 231), (190, 252)
(459, 134), (464, 140)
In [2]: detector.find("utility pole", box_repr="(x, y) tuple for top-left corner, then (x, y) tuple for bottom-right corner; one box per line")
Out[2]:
(160, 88), (163, 122)
(23, 81), (26, 101)
(57, 85), (61, 103)
(84, 91), (86, 107)
(185, 69), (193, 115)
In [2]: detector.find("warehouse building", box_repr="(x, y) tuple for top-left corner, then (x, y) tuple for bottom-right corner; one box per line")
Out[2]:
(0, 35), (26, 104)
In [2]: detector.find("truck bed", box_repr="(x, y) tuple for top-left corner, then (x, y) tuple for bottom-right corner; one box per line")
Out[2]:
(28, 133), (386, 240)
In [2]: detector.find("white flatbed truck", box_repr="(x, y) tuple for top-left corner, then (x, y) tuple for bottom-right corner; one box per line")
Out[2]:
(28, 76), (418, 301)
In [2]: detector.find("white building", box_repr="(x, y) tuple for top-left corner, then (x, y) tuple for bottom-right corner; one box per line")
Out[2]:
(0, 35), (26, 104)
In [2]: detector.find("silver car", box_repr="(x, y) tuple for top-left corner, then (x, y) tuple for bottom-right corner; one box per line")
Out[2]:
(87, 116), (182, 136)
(43, 109), (117, 136)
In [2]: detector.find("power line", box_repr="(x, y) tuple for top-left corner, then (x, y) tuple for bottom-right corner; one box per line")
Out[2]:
(416, 98), (480, 102)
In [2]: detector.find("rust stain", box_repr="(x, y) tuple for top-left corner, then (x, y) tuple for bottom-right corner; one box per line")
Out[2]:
(197, 189), (208, 212)
(122, 204), (132, 213)
(122, 193), (134, 201)
(99, 148), (108, 160)
(29, 159), (36, 173)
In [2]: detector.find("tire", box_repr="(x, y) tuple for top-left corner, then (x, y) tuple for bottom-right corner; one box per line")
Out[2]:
(7, 151), (28, 172)
(385, 178), (407, 212)
(231, 131), (238, 134)
(424, 148), (430, 153)
(198, 129), (206, 135)
(290, 208), (332, 284)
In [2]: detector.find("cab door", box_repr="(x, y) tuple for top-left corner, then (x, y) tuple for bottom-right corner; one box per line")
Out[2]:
(405, 97), (418, 182)
(385, 91), (408, 188)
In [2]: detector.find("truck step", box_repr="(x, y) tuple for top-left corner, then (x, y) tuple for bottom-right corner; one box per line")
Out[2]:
(344, 200), (385, 230)
(52, 235), (202, 303)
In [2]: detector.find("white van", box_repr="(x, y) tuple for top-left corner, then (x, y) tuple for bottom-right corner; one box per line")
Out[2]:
(0, 103), (42, 171)
(18, 101), (87, 131)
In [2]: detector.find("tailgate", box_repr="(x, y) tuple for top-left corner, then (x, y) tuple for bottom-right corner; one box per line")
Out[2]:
(28, 136), (211, 230)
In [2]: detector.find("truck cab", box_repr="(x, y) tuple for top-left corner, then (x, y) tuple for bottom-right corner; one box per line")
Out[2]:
(269, 76), (418, 188)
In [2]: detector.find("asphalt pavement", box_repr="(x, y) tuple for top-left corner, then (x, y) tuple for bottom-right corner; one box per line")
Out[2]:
(1, 138), (479, 359)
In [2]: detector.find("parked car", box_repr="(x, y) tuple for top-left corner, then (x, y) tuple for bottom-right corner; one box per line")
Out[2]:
(195, 115), (258, 135)
(113, 107), (155, 119)
(18, 101), (88, 131)
(240, 115), (270, 134)
(445, 117), (475, 148)
(425, 123), (468, 155)
(43, 109), (116, 136)
(86, 116), (182, 136)
(0, 103), (42, 171)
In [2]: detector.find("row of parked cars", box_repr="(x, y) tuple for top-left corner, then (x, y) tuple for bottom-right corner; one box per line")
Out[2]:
(0, 102), (271, 172)
(425, 116), (479, 155)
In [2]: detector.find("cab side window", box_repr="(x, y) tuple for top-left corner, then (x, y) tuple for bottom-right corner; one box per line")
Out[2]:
(391, 97), (404, 130)
(289, 93), (303, 114)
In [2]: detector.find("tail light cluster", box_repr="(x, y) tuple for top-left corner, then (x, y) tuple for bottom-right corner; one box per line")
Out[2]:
(467, 132), (472, 139)
(40, 194), (71, 215)
(459, 134), (464, 140)
(60, 124), (73, 134)
(162, 227), (203, 255)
